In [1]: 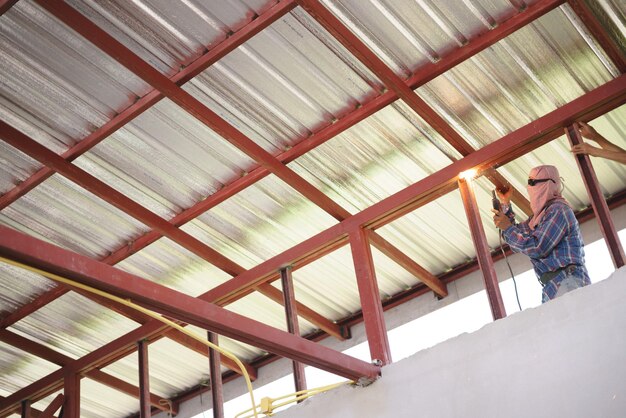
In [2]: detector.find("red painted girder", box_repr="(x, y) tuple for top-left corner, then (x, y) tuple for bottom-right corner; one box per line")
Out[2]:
(349, 228), (391, 365)
(567, 0), (626, 73)
(193, 76), (626, 306)
(0, 0), (295, 211)
(565, 125), (625, 267)
(368, 232), (447, 297)
(458, 178), (506, 320)
(104, 0), (561, 255)
(0, 329), (176, 414)
(0, 0), (18, 15)
(38, 394), (63, 418)
(0, 227), (380, 381)
(296, 0), (534, 216)
(36, 0), (349, 222)
(0, 286), (68, 329)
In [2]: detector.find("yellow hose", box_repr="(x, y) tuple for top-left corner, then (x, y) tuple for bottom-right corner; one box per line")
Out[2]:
(0, 257), (259, 418)
(234, 380), (351, 418)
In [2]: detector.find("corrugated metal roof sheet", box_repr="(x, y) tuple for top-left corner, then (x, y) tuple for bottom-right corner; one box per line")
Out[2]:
(0, 0), (625, 416)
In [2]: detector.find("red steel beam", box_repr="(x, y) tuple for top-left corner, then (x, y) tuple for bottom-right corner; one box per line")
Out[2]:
(280, 267), (307, 393)
(137, 340), (150, 418)
(1, 80), (622, 416)
(567, 0), (626, 74)
(0, 329), (176, 414)
(368, 232), (447, 297)
(0, 286), (68, 329)
(0, 0), (296, 211)
(349, 228), (391, 365)
(458, 177), (506, 320)
(565, 125), (625, 267)
(37, 394), (63, 418)
(0, 227), (380, 381)
(0, 0), (19, 16)
(0, 0), (557, 328)
(207, 332), (224, 418)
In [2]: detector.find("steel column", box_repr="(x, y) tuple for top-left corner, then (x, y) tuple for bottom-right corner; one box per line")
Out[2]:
(137, 340), (151, 418)
(280, 267), (307, 394)
(349, 228), (391, 365)
(63, 371), (80, 418)
(208, 332), (224, 418)
(20, 400), (30, 418)
(566, 125), (625, 268)
(458, 177), (506, 320)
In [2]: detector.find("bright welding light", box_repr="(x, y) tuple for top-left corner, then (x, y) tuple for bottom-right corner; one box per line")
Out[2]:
(459, 169), (477, 180)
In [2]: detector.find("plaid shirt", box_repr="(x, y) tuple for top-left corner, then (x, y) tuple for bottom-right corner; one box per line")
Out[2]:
(501, 201), (589, 298)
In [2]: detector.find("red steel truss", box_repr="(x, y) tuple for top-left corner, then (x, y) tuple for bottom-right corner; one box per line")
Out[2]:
(0, 0), (563, 336)
(0, 75), (622, 415)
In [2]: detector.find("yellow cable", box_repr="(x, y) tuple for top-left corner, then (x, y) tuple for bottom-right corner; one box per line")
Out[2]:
(235, 380), (351, 417)
(0, 257), (259, 418)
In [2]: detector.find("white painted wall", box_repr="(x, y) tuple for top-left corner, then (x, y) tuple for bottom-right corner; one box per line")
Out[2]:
(276, 267), (626, 418)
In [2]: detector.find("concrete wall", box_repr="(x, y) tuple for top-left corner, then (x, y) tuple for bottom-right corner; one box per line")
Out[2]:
(154, 205), (626, 418)
(276, 267), (626, 418)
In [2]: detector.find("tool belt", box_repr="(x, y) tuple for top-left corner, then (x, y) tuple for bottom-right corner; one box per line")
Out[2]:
(539, 264), (578, 286)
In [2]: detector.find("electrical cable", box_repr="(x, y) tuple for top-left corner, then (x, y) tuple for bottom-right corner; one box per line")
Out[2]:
(0, 256), (260, 418)
(499, 233), (522, 311)
(234, 380), (351, 418)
